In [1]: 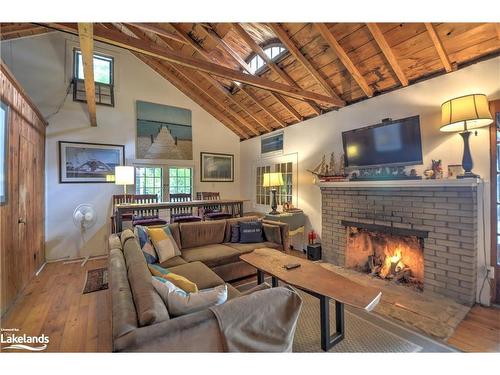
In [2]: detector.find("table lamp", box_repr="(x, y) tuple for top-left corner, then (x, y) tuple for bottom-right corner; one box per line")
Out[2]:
(440, 94), (493, 178)
(115, 166), (135, 197)
(263, 172), (284, 215)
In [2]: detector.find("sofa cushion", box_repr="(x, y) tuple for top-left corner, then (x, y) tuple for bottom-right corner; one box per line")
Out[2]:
(168, 223), (182, 249)
(181, 244), (241, 268)
(152, 277), (228, 317)
(180, 221), (227, 248)
(148, 226), (181, 263)
(239, 221), (264, 243)
(122, 237), (170, 326)
(169, 261), (225, 290)
(226, 241), (281, 254)
(263, 223), (282, 245)
(159, 256), (187, 268)
(224, 216), (259, 242)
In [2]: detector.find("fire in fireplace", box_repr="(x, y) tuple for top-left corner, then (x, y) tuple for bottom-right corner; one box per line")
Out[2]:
(345, 227), (424, 291)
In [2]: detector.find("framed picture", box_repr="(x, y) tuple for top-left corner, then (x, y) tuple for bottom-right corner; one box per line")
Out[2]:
(447, 164), (464, 179)
(200, 152), (234, 182)
(59, 141), (125, 183)
(0, 101), (9, 204)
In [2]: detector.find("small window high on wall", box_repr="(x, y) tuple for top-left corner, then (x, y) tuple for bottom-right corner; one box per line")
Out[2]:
(73, 49), (114, 106)
(246, 42), (287, 75)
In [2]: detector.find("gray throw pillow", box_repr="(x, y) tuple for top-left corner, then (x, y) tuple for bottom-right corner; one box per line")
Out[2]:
(230, 224), (240, 243)
(239, 221), (264, 243)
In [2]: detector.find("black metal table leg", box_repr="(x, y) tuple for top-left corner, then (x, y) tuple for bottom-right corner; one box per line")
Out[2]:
(257, 270), (264, 285)
(319, 296), (345, 351)
(272, 276), (279, 287)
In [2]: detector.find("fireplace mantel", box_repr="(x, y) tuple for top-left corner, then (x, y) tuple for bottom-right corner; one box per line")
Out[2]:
(317, 178), (482, 189)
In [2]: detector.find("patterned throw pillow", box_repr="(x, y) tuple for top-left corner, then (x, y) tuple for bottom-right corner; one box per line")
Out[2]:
(151, 276), (227, 317)
(239, 221), (264, 243)
(134, 225), (158, 264)
(230, 224), (240, 243)
(148, 264), (199, 293)
(147, 226), (182, 263)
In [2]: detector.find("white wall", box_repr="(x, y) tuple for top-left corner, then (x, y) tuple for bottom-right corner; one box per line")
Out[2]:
(1, 32), (241, 261)
(241, 57), (500, 303)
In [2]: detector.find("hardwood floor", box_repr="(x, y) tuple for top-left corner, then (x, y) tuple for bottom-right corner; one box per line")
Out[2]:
(0, 258), (111, 352)
(448, 305), (500, 352)
(1, 251), (498, 353)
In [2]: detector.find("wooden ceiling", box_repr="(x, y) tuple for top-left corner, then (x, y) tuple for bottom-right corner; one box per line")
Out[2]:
(1, 22), (499, 139)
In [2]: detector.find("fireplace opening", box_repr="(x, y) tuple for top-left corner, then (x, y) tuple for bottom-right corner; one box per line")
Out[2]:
(345, 227), (424, 291)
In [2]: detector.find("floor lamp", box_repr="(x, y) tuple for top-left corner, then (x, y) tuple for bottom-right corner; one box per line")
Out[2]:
(263, 172), (284, 215)
(440, 94), (493, 178)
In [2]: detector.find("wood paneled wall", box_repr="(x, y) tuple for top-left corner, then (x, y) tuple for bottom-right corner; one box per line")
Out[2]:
(0, 62), (46, 316)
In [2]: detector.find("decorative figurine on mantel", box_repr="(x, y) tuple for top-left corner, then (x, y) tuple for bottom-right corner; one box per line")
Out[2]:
(424, 160), (443, 179)
(308, 152), (348, 182)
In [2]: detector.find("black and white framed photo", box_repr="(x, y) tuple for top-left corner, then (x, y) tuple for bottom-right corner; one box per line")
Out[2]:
(59, 141), (125, 183)
(0, 101), (8, 204)
(200, 152), (234, 182)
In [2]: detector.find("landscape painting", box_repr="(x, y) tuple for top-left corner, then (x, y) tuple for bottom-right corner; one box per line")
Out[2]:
(59, 141), (125, 183)
(136, 100), (193, 160)
(200, 152), (234, 182)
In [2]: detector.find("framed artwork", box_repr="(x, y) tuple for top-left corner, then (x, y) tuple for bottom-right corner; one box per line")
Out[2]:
(59, 141), (125, 183)
(200, 152), (234, 182)
(0, 101), (8, 204)
(447, 164), (464, 179)
(136, 100), (193, 160)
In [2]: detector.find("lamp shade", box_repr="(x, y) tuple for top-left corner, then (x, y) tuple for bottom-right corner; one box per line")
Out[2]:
(440, 94), (493, 132)
(115, 166), (134, 186)
(263, 172), (284, 187)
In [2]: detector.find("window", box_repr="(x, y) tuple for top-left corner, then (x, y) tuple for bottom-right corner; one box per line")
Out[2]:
(256, 165), (271, 205)
(247, 42), (287, 75)
(0, 101), (8, 204)
(256, 161), (293, 207)
(135, 167), (163, 200)
(73, 49), (114, 106)
(169, 167), (192, 195)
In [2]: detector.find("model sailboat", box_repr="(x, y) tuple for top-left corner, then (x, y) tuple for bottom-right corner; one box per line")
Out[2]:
(307, 152), (347, 181)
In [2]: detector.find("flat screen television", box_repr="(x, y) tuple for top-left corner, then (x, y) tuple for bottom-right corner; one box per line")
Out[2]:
(342, 115), (423, 169)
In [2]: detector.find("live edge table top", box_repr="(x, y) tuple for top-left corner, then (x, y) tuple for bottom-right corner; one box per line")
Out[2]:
(240, 248), (382, 311)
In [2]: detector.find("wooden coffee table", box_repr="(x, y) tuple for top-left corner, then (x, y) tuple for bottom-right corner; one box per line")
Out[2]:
(240, 248), (382, 351)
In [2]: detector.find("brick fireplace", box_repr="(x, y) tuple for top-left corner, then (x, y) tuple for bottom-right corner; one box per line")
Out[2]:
(320, 180), (482, 305)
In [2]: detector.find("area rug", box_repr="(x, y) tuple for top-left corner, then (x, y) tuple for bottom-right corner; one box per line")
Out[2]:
(82, 268), (108, 294)
(235, 278), (457, 352)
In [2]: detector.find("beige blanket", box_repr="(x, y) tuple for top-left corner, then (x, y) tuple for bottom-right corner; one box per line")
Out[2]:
(210, 286), (302, 352)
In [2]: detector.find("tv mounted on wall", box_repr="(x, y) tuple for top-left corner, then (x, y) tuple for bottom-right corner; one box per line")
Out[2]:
(342, 115), (423, 169)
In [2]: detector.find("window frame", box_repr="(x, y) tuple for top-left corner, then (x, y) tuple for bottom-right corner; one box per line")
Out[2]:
(0, 100), (8, 205)
(168, 167), (193, 196)
(72, 48), (115, 107)
(245, 39), (288, 76)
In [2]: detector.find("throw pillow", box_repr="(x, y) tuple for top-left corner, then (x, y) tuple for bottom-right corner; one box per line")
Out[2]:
(263, 223), (282, 245)
(134, 225), (158, 264)
(239, 221), (264, 243)
(230, 224), (240, 243)
(148, 264), (199, 293)
(152, 276), (227, 317)
(147, 226), (181, 263)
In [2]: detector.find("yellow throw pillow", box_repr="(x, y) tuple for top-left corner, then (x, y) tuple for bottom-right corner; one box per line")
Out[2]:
(147, 226), (181, 263)
(148, 264), (198, 294)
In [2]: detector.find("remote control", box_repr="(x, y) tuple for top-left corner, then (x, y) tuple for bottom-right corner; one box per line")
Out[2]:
(284, 263), (301, 270)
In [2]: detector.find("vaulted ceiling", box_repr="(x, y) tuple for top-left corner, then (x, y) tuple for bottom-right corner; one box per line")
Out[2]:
(1, 22), (499, 140)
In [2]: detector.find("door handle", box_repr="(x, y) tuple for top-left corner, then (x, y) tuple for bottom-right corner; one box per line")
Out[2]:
(18, 218), (26, 224)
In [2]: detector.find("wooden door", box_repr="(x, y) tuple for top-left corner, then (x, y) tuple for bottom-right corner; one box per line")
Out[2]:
(489, 100), (500, 303)
(17, 134), (37, 290)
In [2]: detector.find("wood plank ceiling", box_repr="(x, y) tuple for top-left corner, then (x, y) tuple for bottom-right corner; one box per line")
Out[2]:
(1, 22), (499, 140)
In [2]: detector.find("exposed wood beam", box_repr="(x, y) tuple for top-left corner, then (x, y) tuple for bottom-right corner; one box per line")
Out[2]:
(424, 23), (453, 73)
(366, 23), (409, 87)
(231, 23), (321, 118)
(45, 23), (339, 106)
(168, 24), (271, 133)
(116, 23), (257, 137)
(137, 55), (249, 140)
(77, 23), (97, 127)
(269, 23), (344, 105)
(127, 23), (188, 45)
(315, 23), (374, 98)
(200, 25), (287, 128)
